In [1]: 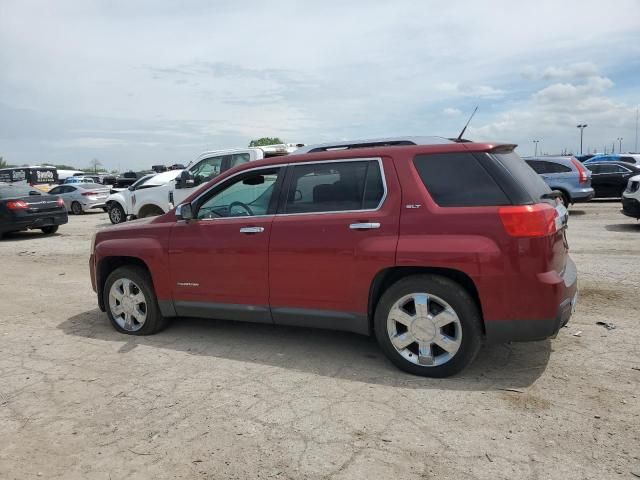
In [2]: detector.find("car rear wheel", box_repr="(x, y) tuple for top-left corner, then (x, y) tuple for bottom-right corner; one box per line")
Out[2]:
(71, 201), (83, 215)
(41, 226), (58, 235)
(104, 265), (168, 335)
(374, 275), (482, 378)
(108, 203), (126, 224)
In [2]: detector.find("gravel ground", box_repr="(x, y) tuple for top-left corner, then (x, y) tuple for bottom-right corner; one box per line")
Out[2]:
(0, 201), (639, 479)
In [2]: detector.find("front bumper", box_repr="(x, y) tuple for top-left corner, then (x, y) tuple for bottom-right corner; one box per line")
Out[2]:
(485, 257), (578, 343)
(621, 197), (640, 218)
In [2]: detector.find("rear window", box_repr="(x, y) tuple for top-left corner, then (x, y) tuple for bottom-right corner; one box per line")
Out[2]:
(79, 183), (105, 189)
(491, 152), (551, 201)
(0, 185), (42, 199)
(413, 153), (510, 207)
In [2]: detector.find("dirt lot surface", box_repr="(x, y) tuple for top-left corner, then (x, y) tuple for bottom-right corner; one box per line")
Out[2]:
(1, 202), (639, 479)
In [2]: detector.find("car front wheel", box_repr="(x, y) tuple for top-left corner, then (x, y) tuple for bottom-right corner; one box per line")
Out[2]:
(374, 274), (482, 378)
(108, 203), (126, 224)
(104, 265), (168, 335)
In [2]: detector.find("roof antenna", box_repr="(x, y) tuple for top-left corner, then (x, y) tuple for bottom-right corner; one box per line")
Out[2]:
(456, 106), (478, 141)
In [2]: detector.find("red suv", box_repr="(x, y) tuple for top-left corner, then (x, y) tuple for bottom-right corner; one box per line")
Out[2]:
(90, 137), (577, 377)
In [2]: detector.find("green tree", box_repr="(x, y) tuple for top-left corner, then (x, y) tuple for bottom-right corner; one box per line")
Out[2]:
(0, 157), (11, 168)
(248, 137), (284, 147)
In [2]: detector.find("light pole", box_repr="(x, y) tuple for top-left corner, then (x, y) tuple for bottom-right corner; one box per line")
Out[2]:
(533, 140), (540, 156)
(617, 137), (623, 153)
(576, 124), (588, 155)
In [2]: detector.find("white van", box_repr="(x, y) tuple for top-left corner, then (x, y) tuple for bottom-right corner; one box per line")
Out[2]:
(129, 144), (298, 220)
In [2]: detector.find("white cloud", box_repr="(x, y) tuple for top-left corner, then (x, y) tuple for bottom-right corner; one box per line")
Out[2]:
(443, 108), (462, 116)
(1, 0), (639, 167)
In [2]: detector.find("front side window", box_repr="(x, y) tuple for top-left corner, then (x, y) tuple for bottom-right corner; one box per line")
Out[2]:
(284, 160), (384, 214)
(196, 168), (280, 219)
(190, 155), (224, 182)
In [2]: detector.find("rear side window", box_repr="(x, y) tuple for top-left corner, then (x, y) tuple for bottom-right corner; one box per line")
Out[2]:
(491, 152), (551, 202)
(546, 162), (571, 173)
(284, 160), (384, 214)
(413, 153), (510, 207)
(525, 160), (549, 174)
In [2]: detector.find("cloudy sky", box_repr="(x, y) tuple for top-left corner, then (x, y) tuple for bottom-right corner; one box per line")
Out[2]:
(1, 0), (639, 170)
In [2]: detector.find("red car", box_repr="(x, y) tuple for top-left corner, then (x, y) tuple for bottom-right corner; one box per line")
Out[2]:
(90, 137), (577, 377)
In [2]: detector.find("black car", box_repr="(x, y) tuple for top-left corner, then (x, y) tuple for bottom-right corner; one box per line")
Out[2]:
(0, 184), (68, 239)
(584, 162), (640, 198)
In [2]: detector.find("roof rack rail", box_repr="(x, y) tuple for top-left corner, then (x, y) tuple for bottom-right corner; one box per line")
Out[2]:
(295, 136), (454, 154)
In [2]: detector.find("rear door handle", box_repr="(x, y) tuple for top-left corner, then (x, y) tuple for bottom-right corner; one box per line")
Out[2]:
(349, 222), (380, 230)
(239, 226), (264, 234)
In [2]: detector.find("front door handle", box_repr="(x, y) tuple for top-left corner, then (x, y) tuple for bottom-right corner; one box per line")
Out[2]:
(239, 226), (264, 234)
(349, 222), (381, 230)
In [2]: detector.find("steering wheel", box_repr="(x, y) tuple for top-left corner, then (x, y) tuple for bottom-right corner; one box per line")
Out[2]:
(228, 201), (254, 217)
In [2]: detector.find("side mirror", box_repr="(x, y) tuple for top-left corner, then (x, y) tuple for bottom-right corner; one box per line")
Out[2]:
(175, 203), (193, 221)
(176, 170), (194, 189)
(128, 185), (134, 191)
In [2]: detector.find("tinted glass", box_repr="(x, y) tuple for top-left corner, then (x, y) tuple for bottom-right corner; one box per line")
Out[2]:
(197, 168), (280, 219)
(525, 160), (548, 174)
(284, 160), (383, 214)
(599, 164), (625, 174)
(414, 153), (510, 207)
(620, 156), (637, 164)
(545, 162), (572, 173)
(586, 164), (602, 174)
(229, 153), (251, 168)
(491, 152), (550, 202)
(0, 185), (42, 199)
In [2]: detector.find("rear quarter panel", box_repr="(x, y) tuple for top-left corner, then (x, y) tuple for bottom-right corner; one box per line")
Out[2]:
(391, 149), (562, 322)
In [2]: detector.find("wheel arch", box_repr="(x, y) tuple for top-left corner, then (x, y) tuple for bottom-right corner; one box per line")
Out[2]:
(137, 203), (165, 218)
(97, 256), (152, 311)
(368, 266), (484, 335)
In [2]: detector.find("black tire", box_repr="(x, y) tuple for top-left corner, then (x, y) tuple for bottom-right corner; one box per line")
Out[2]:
(555, 190), (570, 208)
(41, 226), (59, 235)
(71, 201), (83, 215)
(103, 265), (168, 335)
(108, 203), (126, 224)
(374, 274), (482, 378)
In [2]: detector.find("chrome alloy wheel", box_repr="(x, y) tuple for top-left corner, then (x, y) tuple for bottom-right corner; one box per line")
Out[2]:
(386, 293), (462, 367)
(108, 278), (147, 332)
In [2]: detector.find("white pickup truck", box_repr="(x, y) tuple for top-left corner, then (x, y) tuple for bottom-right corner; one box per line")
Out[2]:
(115, 144), (299, 222)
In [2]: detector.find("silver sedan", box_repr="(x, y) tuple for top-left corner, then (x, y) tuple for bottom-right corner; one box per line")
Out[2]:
(48, 183), (111, 215)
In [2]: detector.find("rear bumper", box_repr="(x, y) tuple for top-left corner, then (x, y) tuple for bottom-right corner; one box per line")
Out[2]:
(485, 257), (578, 343)
(571, 188), (595, 203)
(82, 201), (107, 211)
(621, 197), (640, 218)
(0, 212), (68, 233)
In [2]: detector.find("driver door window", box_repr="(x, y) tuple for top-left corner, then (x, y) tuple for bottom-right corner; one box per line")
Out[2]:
(196, 168), (281, 219)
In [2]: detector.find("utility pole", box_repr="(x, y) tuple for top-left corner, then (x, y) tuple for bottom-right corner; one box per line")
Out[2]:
(617, 137), (623, 153)
(533, 139), (540, 156)
(635, 108), (638, 152)
(576, 124), (588, 155)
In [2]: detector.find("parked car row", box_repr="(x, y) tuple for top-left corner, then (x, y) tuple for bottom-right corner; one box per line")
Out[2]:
(523, 155), (640, 219)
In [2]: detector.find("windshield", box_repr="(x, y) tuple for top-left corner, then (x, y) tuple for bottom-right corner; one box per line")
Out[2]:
(0, 185), (43, 199)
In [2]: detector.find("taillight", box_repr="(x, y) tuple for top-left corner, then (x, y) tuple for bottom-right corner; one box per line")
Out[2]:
(82, 191), (98, 196)
(56, 198), (65, 207)
(571, 159), (588, 183)
(6, 200), (29, 210)
(499, 203), (558, 237)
